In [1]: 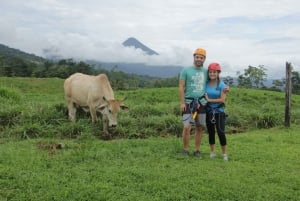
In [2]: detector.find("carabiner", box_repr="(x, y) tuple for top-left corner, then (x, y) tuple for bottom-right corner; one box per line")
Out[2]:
(211, 113), (216, 124)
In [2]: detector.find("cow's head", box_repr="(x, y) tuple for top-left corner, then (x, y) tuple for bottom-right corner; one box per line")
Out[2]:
(97, 96), (129, 127)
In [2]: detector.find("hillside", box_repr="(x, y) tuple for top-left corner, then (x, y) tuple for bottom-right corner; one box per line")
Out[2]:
(0, 43), (45, 62)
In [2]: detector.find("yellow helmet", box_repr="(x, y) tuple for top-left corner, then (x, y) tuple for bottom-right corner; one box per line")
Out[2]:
(193, 48), (206, 57)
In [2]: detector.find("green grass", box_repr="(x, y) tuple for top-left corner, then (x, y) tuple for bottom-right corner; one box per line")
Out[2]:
(1, 77), (300, 139)
(0, 125), (299, 201)
(0, 77), (300, 200)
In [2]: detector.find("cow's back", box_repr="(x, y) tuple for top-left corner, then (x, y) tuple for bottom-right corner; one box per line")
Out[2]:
(64, 73), (113, 106)
(95, 74), (114, 100)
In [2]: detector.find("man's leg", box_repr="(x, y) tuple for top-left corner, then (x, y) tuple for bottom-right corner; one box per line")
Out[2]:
(182, 125), (191, 151)
(194, 125), (202, 151)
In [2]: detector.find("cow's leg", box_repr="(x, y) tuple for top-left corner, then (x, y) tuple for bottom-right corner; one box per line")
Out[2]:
(89, 106), (98, 123)
(67, 101), (77, 122)
(102, 114), (109, 134)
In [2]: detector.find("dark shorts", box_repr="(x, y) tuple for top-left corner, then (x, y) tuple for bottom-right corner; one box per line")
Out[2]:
(182, 104), (206, 127)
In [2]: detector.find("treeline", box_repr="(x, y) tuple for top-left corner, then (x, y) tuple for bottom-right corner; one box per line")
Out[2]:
(235, 65), (300, 94)
(0, 55), (178, 89)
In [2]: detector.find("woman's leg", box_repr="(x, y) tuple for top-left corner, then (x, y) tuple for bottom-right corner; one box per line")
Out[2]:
(216, 113), (228, 160)
(206, 112), (216, 157)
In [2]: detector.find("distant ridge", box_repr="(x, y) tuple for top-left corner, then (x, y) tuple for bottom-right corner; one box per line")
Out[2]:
(0, 43), (45, 62)
(122, 37), (159, 55)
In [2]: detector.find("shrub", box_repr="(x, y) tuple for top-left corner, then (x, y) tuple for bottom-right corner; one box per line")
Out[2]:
(256, 113), (281, 128)
(0, 87), (21, 101)
(0, 108), (21, 127)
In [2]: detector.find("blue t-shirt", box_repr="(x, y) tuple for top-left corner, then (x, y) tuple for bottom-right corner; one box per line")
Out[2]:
(205, 80), (226, 113)
(179, 66), (208, 104)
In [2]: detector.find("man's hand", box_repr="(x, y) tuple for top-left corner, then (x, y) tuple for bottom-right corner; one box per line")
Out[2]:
(223, 85), (230, 94)
(180, 103), (186, 112)
(205, 93), (209, 102)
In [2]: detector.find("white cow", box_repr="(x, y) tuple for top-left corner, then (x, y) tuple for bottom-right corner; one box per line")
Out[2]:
(64, 73), (128, 134)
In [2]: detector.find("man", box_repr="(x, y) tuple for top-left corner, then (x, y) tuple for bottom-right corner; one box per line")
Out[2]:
(179, 48), (208, 158)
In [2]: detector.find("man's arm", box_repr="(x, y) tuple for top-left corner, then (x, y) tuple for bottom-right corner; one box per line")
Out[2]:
(179, 80), (186, 111)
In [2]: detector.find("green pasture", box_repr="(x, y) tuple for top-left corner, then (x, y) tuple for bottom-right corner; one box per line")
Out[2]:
(0, 77), (300, 200)
(0, 77), (300, 139)
(0, 127), (300, 200)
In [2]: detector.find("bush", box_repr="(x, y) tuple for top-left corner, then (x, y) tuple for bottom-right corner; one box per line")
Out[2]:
(0, 87), (22, 101)
(0, 108), (21, 127)
(256, 113), (281, 128)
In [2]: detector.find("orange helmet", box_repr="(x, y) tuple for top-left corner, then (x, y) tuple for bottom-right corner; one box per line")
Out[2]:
(208, 62), (221, 72)
(193, 48), (206, 57)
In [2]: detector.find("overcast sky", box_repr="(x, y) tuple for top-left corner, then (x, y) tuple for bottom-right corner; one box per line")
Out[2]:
(0, 0), (299, 79)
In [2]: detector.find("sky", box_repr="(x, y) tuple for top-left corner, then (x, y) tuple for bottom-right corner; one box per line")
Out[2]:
(0, 0), (299, 79)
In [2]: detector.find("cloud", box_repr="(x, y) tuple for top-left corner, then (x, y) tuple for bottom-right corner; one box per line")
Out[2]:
(0, 0), (299, 79)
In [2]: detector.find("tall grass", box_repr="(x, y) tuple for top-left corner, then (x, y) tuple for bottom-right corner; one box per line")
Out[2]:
(1, 77), (300, 139)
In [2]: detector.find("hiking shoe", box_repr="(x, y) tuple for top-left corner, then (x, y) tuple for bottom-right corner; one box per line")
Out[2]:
(210, 152), (216, 158)
(193, 150), (202, 158)
(182, 149), (189, 156)
(223, 154), (228, 161)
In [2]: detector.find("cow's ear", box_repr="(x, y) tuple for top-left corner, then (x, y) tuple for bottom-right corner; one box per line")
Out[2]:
(97, 103), (107, 111)
(120, 104), (129, 110)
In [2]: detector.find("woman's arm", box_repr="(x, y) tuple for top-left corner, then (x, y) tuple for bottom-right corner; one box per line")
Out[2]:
(205, 91), (227, 103)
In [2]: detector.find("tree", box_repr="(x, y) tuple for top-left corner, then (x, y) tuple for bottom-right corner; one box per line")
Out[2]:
(291, 71), (300, 94)
(238, 65), (267, 88)
(271, 79), (285, 91)
(237, 74), (251, 87)
(223, 76), (234, 86)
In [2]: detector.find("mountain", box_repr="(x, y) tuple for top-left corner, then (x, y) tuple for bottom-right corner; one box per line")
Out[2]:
(122, 37), (159, 55)
(90, 37), (181, 77)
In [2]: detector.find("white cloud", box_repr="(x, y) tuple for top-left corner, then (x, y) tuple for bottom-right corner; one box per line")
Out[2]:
(0, 0), (299, 79)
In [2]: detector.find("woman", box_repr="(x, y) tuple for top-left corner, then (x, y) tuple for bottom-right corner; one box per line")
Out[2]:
(205, 63), (228, 161)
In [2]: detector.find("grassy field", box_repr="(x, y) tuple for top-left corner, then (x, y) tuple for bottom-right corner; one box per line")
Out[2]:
(1, 77), (300, 139)
(0, 126), (299, 201)
(0, 77), (300, 200)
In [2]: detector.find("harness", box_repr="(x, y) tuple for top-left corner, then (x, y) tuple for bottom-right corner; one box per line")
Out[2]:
(185, 95), (206, 120)
(207, 103), (225, 123)
(206, 80), (225, 123)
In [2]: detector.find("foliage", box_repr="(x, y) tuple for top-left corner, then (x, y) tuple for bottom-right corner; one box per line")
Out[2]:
(0, 56), (170, 88)
(291, 71), (300, 94)
(271, 78), (285, 91)
(223, 76), (234, 85)
(237, 65), (267, 88)
(0, 126), (300, 200)
(153, 77), (179, 88)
